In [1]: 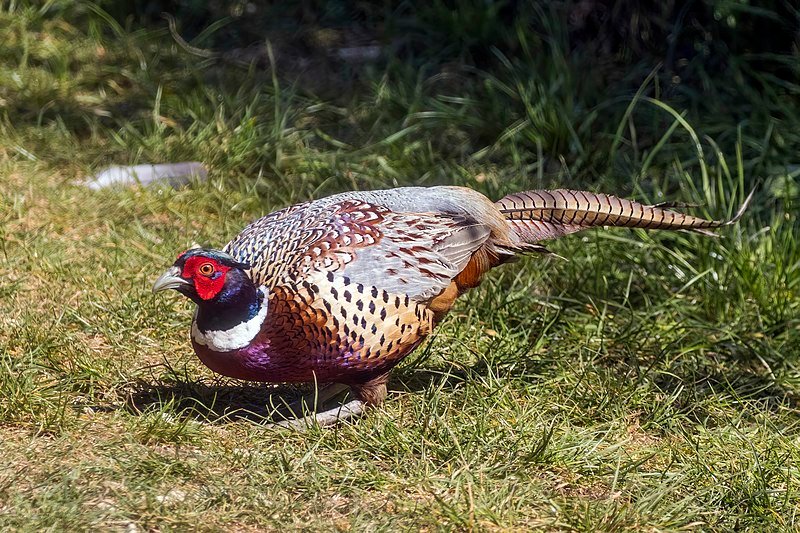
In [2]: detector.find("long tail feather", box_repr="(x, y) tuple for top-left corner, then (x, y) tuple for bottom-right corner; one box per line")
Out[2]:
(497, 188), (754, 243)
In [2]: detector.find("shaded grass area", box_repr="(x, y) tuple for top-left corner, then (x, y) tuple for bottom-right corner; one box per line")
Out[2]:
(1, 2), (799, 530)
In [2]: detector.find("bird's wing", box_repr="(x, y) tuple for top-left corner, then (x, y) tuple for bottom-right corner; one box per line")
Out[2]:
(224, 190), (493, 302)
(337, 209), (490, 300)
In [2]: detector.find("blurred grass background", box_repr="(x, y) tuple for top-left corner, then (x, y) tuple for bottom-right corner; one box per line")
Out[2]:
(0, 1), (798, 530)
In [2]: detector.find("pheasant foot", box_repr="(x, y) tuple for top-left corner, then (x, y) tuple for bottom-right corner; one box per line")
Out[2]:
(266, 373), (389, 430)
(267, 399), (365, 429)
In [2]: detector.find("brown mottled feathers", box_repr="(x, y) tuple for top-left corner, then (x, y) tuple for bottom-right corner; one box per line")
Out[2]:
(256, 272), (432, 382)
(217, 185), (748, 385)
(222, 188), (497, 382)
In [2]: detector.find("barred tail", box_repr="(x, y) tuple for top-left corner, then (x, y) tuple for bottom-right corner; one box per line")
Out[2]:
(496, 188), (753, 244)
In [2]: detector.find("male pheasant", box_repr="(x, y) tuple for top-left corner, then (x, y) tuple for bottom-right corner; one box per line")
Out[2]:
(153, 186), (751, 426)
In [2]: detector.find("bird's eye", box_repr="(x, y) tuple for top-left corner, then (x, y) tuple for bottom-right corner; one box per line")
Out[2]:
(198, 262), (215, 276)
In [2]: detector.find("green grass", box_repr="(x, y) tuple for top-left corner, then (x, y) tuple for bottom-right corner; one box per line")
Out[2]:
(1, 2), (799, 530)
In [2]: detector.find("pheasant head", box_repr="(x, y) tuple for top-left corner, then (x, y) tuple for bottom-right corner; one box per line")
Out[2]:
(153, 248), (264, 335)
(153, 248), (250, 301)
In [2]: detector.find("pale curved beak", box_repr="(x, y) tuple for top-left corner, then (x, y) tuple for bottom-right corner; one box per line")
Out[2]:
(152, 266), (191, 293)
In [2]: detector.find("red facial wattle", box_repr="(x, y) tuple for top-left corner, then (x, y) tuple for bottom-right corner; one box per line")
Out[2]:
(181, 256), (231, 300)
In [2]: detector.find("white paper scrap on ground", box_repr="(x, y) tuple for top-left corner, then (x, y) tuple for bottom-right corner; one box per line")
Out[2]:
(85, 162), (208, 190)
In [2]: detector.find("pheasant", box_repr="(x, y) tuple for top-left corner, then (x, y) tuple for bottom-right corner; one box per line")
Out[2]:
(153, 186), (751, 427)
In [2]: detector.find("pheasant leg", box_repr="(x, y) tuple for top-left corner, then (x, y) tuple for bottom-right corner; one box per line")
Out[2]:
(267, 373), (390, 429)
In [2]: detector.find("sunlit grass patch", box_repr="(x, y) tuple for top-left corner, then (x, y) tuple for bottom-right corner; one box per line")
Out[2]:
(0, 2), (798, 531)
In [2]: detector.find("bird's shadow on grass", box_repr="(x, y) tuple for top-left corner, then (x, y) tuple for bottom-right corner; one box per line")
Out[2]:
(123, 364), (471, 425)
(125, 379), (314, 424)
